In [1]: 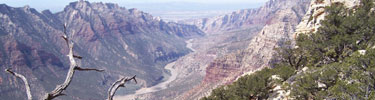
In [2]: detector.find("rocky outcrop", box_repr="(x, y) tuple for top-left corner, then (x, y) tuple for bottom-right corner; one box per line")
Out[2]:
(295, 0), (360, 35)
(0, 1), (203, 100)
(274, 0), (362, 99)
(179, 0), (311, 99)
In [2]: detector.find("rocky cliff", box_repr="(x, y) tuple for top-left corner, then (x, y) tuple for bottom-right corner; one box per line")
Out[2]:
(295, 0), (360, 35)
(179, 0), (311, 99)
(0, 1), (203, 100)
(196, 0), (363, 99)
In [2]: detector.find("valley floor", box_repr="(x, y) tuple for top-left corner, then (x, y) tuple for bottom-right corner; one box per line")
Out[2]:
(114, 27), (260, 100)
(114, 39), (196, 100)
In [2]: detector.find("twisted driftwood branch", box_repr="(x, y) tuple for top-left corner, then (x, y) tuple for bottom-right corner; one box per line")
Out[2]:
(108, 75), (137, 100)
(43, 24), (105, 100)
(5, 68), (32, 100)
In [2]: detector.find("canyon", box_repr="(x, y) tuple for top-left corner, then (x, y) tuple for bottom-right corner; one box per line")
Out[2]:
(112, 0), (311, 99)
(0, 1), (203, 100)
(0, 0), (337, 99)
(179, 0), (310, 99)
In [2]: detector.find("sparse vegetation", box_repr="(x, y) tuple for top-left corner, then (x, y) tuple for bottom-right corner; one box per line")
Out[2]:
(201, 66), (295, 100)
(201, 0), (375, 99)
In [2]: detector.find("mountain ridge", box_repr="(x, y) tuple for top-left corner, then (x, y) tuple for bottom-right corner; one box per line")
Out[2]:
(178, 0), (311, 99)
(0, 1), (203, 99)
(184, 0), (300, 34)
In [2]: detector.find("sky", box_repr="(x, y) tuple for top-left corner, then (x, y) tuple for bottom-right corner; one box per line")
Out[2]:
(0, 0), (268, 21)
(0, 0), (268, 12)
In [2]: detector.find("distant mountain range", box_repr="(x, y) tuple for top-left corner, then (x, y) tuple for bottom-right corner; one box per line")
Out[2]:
(0, 1), (203, 99)
(0, 0), (317, 99)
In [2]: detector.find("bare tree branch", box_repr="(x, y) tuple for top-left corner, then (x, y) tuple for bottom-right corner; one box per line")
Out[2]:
(43, 24), (104, 100)
(75, 67), (105, 72)
(295, 55), (304, 70)
(62, 24), (69, 47)
(73, 55), (83, 59)
(108, 75), (137, 100)
(5, 68), (32, 100)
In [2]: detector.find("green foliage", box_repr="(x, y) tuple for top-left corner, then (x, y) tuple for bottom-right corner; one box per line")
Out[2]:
(202, 66), (295, 100)
(290, 0), (375, 99)
(202, 0), (375, 99)
(274, 41), (307, 70)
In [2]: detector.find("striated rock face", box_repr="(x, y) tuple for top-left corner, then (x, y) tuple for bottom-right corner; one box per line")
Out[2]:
(0, 1), (203, 100)
(58, 1), (204, 39)
(125, 24), (262, 99)
(186, 0), (302, 34)
(0, 5), (68, 100)
(179, 0), (311, 99)
(295, 0), (360, 35)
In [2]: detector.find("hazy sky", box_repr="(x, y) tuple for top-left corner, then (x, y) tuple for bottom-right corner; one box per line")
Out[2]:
(0, 0), (268, 12)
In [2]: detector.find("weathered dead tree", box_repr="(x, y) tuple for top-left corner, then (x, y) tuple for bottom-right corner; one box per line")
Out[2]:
(108, 75), (137, 100)
(42, 24), (104, 100)
(5, 68), (32, 100)
(5, 24), (139, 100)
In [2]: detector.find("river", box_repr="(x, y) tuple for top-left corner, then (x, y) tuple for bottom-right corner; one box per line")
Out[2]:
(114, 39), (195, 100)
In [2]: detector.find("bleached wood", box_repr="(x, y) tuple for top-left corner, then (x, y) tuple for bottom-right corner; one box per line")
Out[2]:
(5, 68), (32, 100)
(107, 75), (137, 100)
(43, 24), (104, 100)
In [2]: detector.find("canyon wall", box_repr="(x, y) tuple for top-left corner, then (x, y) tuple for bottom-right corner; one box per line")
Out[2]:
(179, 0), (311, 99)
(0, 1), (203, 99)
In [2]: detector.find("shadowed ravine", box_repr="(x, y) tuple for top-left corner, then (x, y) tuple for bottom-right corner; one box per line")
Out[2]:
(114, 39), (195, 100)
